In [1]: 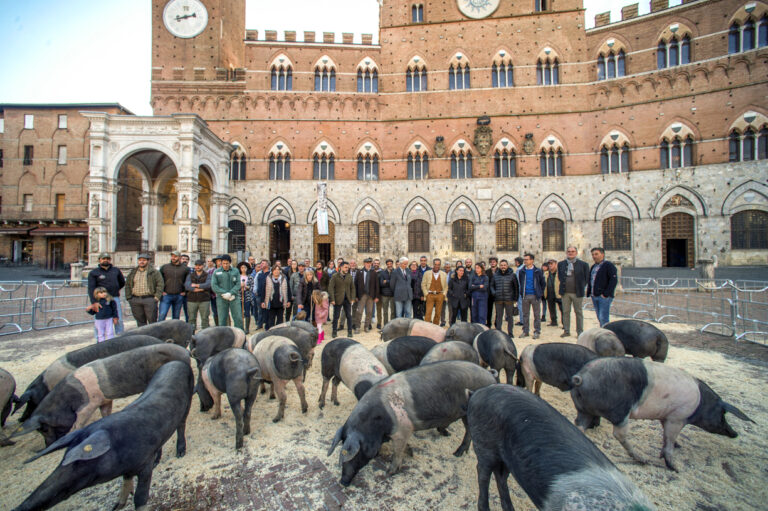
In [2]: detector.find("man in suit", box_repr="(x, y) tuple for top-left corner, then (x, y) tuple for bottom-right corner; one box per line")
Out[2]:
(587, 247), (619, 327)
(421, 258), (447, 325)
(377, 258), (395, 329)
(557, 245), (590, 337)
(391, 256), (414, 318)
(328, 261), (356, 338)
(354, 257), (380, 332)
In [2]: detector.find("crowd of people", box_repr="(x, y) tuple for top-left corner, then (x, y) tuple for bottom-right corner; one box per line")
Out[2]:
(85, 245), (618, 344)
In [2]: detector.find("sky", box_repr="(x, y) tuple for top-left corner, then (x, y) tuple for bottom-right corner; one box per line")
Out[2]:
(0, 0), (682, 116)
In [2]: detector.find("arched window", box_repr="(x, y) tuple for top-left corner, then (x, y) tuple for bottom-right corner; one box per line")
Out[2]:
(537, 58), (559, 85)
(314, 63), (336, 92)
(358, 220), (380, 253)
(731, 210), (768, 249)
(228, 219), (246, 252)
(451, 150), (473, 179)
(730, 131), (742, 162)
(357, 68), (379, 93)
(270, 63), (293, 91)
(600, 143), (630, 173)
(542, 218), (564, 252)
(407, 147), (429, 180)
(412, 3), (424, 23)
(494, 149), (516, 177)
(540, 148), (563, 176)
(744, 18), (756, 51)
(535, 0), (548, 12)
(408, 219), (430, 252)
(406, 62), (428, 92)
(269, 154), (290, 180)
(728, 16), (768, 52)
(492, 61), (514, 88)
(602, 216), (632, 251)
(452, 219), (474, 252)
(496, 219), (519, 252)
(660, 136), (694, 168)
(313, 143), (335, 180)
(759, 126), (768, 159)
(729, 23), (742, 53)
(357, 154), (379, 181)
(598, 50), (626, 80)
(657, 41), (667, 69)
(230, 148), (246, 181)
(449, 62), (470, 90)
(760, 15), (768, 47)
(730, 126), (767, 161)
(657, 36), (691, 69)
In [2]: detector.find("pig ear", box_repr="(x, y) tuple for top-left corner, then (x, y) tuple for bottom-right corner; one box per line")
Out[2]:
(341, 437), (360, 463)
(328, 426), (344, 456)
(723, 402), (755, 423)
(11, 415), (42, 438)
(61, 430), (112, 466)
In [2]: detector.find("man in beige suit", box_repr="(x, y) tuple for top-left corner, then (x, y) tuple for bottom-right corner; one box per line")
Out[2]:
(421, 258), (448, 325)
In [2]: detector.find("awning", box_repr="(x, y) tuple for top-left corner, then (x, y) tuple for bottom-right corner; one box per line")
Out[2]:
(31, 227), (87, 237)
(0, 226), (37, 235)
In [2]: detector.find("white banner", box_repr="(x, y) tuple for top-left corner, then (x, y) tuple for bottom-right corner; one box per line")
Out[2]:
(317, 183), (328, 235)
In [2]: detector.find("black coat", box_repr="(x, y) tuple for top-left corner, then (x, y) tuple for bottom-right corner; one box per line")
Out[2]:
(557, 259), (590, 297)
(447, 274), (470, 309)
(87, 264), (126, 303)
(297, 278), (319, 310)
(354, 268), (381, 299)
(490, 268), (519, 302)
(587, 260), (619, 298)
(378, 269), (394, 297)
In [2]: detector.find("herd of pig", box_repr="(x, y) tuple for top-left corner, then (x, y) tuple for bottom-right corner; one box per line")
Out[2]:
(0, 316), (755, 510)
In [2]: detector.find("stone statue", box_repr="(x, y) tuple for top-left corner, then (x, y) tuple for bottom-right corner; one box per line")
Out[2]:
(181, 195), (189, 219)
(474, 125), (493, 157)
(90, 197), (99, 218)
(180, 228), (189, 251)
(90, 229), (98, 253)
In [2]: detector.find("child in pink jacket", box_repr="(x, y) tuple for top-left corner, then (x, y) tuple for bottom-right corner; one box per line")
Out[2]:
(313, 290), (329, 344)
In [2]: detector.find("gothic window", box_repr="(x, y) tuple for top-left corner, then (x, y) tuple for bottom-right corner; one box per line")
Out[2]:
(600, 143), (630, 173)
(407, 152), (429, 179)
(230, 147), (246, 180)
(449, 62), (470, 90)
(597, 50), (625, 80)
(228, 220), (246, 252)
(660, 136), (694, 168)
(536, 58), (559, 85)
(759, 127), (768, 159)
(731, 210), (768, 249)
(358, 220), (380, 253)
(452, 219), (474, 252)
(534, 0), (548, 12)
(494, 149), (516, 177)
(412, 4), (424, 23)
(760, 15), (768, 47)
(406, 64), (428, 92)
(269, 155), (290, 180)
(357, 68), (379, 92)
(408, 219), (430, 252)
(542, 218), (565, 252)
(657, 36), (691, 69)
(451, 150), (473, 179)
(730, 126), (768, 161)
(602, 216), (632, 251)
(314, 66), (336, 92)
(313, 154), (335, 180)
(539, 148), (563, 176)
(357, 154), (379, 181)
(732, 17), (768, 53)
(495, 219), (519, 252)
(270, 63), (293, 91)
(491, 62), (514, 87)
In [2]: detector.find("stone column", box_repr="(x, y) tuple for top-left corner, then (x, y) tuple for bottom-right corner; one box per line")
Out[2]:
(140, 192), (160, 251)
(87, 177), (115, 262)
(211, 192), (230, 254)
(175, 179), (200, 254)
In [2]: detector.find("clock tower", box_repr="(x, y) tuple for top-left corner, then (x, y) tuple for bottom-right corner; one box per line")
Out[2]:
(151, 0), (245, 83)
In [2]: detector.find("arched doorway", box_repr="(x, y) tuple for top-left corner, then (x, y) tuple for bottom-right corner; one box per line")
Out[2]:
(314, 221), (335, 266)
(115, 160), (148, 251)
(662, 212), (695, 267)
(228, 220), (246, 253)
(270, 220), (291, 264)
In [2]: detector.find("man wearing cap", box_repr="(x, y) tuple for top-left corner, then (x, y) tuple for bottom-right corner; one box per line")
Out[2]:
(180, 254), (191, 322)
(87, 252), (126, 335)
(211, 254), (243, 329)
(354, 257), (380, 333)
(125, 253), (164, 326)
(157, 251), (188, 321)
(185, 259), (211, 332)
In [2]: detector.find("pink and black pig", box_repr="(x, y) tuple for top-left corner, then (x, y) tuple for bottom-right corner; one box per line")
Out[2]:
(380, 318), (447, 343)
(16, 343), (190, 446)
(249, 335), (308, 422)
(420, 341), (480, 366)
(516, 342), (597, 395)
(12, 360), (193, 511)
(370, 336), (437, 374)
(468, 384), (655, 511)
(445, 321), (487, 344)
(319, 338), (387, 408)
(327, 360), (496, 486)
(571, 357), (754, 470)
(603, 319), (669, 362)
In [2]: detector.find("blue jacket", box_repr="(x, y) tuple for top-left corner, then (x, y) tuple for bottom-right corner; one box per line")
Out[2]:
(87, 298), (118, 320)
(256, 270), (270, 302)
(469, 273), (489, 297)
(518, 265), (546, 299)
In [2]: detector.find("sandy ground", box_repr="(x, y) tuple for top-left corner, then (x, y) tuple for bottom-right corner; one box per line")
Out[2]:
(0, 315), (765, 511)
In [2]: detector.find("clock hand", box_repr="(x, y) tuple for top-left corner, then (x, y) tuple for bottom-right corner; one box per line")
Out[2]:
(175, 13), (197, 21)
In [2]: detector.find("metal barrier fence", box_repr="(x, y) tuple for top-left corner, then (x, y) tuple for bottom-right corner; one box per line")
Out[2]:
(0, 280), (133, 336)
(588, 277), (768, 345)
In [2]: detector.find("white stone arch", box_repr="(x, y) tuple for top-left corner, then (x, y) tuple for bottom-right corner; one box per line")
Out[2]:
(598, 130), (632, 150)
(492, 48), (513, 66)
(539, 134), (565, 152)
(311, 140), (336, 158)
(449, 138), (474, 156)
(493, 138), (517, 153)
(262, 197), (295, 225)
(595, 190), (641, 221)
(660, 121), (696, 142)
(108, 142), (180, 182)
(536, 193), (572, 222)
(446, 195), (481, 223)
(267, 140), (292, 157)
(402, 196), (436, 225)
(357, 57), (379, 72)
(313, 55), (337, 71)
(197, 160), (223, 192)
(406, 55), (427, 71)
(269, 54), (294, 70)
(448, 51), (471, 67)
(721, 180), (768, 216)
(119, 157), (152, 193)
(490, 194), (526, 223)
(355, 141), (381, 158)
(307, 199), (341, 224)
(729, 110), (768, 133)
(228, 197), (252, 224)
(652, 185), (708, 219)
(405, 139), (430, 156)
(353, 197), (385, 224)
(152, 164), (180, 195)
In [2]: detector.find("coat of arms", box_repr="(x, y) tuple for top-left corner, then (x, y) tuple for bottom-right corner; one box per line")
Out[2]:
(434, 136), (446, 158)
(523, 133), (535, 155)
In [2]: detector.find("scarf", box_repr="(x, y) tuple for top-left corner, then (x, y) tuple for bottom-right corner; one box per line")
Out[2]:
(567, 257), (576, 276)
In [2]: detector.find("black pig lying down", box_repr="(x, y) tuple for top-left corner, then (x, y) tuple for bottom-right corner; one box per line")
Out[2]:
(115, 319), (194, 348)
(15, 334), (165, 422)
(420, 341), (479, 366)
(468, 384), (655, 511)
(319, 338), (388, 408)
(473, 330), (517, 383)
(1, 368), (19, 446)
(516, 342), (597, 395)
(12, 361), (194, 511)
(17, 344), (190, 446)
(571, 357), (754, 471)
(603, 319), (669, 362)
(328, 360), (497, 486)
(370, 336), (437, 374)
(200, 349), (262, 450)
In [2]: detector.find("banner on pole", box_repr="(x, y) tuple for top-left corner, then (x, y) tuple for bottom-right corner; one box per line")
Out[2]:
(317, 183), (328, 235)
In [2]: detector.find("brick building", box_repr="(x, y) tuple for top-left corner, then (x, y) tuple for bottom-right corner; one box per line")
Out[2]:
(0, 104), (131, 268)
(87, 0), (767, 267)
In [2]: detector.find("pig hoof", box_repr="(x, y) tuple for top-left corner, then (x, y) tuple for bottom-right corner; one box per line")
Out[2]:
(272, 416), (282, 423)
(0, 439), (15, 447)
(211, 415), (221, 421)
(437, 427), (450, 437)
(302, 406), (308, 414)
(333, 400), (340, 406)
(318, 401), (325, 409)
(176, 447), (186, 458)
(674, 441), (681, 448)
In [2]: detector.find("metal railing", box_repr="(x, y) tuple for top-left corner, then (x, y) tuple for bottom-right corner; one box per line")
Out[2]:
(586, 277), (768, 345)
(0, 280), (133, 336)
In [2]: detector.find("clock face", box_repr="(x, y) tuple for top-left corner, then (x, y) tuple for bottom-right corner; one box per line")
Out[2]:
(163, 0), (209, 39)
(457, 0), (500, 19)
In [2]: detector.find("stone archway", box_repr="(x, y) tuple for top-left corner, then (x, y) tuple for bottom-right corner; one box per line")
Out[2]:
(662, 212), (695, 267)
(270, 220), (291, 264)
(314, 221), (335, 266)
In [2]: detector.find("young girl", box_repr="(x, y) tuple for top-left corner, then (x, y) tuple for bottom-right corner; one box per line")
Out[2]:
(312, 289), (329, 345)
(88, 287), (118, 343)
